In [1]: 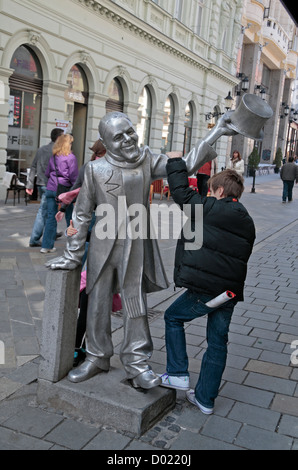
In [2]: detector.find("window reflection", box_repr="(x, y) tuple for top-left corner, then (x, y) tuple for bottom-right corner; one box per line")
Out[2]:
(106, 78), (124, 113)
(183, 102), (193, 154)
(137, 86), (152, 146)
(161, 95), (174, 153)
(7, 46), (42, 177)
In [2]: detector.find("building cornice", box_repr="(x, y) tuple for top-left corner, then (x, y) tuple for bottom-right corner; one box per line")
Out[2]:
(76, 0), (237, 87)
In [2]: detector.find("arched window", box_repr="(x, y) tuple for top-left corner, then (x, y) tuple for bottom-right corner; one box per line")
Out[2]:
(183, 102), (193, 154)
(162, 95), (174, 153)
(106, 78), (124, 113)
(64, 64), (89, 167)
(10, 45), (43, 81)
(7, 45), (43, 177)
(64, 64), (88, 123)
(137, 86), (152, 146)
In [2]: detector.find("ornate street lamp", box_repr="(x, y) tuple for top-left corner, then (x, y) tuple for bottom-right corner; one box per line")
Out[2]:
(224, 91), (234, 111)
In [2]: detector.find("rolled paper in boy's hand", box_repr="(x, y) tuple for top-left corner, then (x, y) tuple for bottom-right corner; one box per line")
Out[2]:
(205, 291), (236, 308)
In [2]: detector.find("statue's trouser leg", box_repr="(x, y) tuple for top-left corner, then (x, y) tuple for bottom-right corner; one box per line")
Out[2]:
(120, 293), (153, 379)
(85, 248), (153, 378)
(85, 274), (114, 371)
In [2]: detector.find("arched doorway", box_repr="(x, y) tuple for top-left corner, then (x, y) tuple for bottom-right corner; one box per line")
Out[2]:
(7, 45), (43, 177)
(64, 64), (88, 168)
(106, 78), (124, 113)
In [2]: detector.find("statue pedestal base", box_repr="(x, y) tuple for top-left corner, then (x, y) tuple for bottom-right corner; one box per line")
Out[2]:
(37, 359), (176, 437)
(38, 269), (175, 436)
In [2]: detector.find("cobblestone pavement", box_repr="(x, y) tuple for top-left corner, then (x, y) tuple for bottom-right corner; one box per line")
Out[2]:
(0, 173), (298, 452)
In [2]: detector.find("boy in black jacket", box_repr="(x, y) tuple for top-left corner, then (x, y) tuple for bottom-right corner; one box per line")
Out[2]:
(159, 159), (255, 415)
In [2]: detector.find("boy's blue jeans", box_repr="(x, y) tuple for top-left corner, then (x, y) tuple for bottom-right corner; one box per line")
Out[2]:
(164, 290), (234, 408)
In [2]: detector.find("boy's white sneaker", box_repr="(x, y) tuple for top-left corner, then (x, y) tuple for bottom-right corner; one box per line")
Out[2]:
(186, 389), (214, 414)
(159, 373), (190, 391)
(40, 248), (56, 254)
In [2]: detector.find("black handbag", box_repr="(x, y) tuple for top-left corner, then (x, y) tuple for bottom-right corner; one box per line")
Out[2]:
(53, 155), (71, 202)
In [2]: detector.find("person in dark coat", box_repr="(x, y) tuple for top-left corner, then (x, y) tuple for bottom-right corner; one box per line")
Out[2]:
(159, 159), (255, 415)
(280, 156), (298, 202)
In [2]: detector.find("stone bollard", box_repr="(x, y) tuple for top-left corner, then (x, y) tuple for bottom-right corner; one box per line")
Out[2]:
(38, 266), (81, 383)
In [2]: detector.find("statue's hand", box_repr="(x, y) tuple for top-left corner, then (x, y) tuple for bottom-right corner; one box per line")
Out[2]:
(216, 111), (238, 137)
(45, 256), (78, 270)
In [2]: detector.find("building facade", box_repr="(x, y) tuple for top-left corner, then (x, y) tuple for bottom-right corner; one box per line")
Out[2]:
(231, 0), (298, 169)
(0, 0), (244, 198)
(0, 0), (297, 200)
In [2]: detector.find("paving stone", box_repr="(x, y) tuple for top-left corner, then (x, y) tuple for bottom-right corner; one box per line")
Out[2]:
(258, 350), (291, 366)
(44, 418), (99, 450)
(245, 318), (278, 331)
(222, 366), (248, 385)
(84, 429), (131, 450)
(2, 407), (64, 438)
(173, 405), (208, 430)
(228, 402), (280, 431)
(201, 415), (241, 443)
(227, 343), (262, 360)
(220, 382), (273, 408)
(244, 372), (296, 395)
(125, 439), (161, 451)
(234, 424), (293, 450)
(170, 429), (240, 450)
(245, 359), (292, 379)
(271, 394), (298, 417)
(278, 415), (298, 439)
(0, 427), (52, 450)
(249, 328), (279, 341)
(0, 378), (23, 401)
(253, 337), (284, 353)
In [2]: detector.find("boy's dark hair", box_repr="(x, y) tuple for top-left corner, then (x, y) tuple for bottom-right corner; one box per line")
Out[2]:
(289, 156), (294, 162)
(50, 128), (64, 142)
(208, 169), (244, 199)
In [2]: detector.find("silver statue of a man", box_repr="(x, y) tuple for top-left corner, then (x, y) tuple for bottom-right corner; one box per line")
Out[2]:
(47, 110), (236, 388)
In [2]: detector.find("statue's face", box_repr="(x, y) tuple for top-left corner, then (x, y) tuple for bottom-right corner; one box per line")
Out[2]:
(103, 116), (140, 162)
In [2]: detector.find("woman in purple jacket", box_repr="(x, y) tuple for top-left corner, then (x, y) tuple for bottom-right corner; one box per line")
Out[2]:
(41, 134), (78, 253)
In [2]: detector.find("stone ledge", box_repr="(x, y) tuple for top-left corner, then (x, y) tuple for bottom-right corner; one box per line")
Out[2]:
(37, 365), (176, 437)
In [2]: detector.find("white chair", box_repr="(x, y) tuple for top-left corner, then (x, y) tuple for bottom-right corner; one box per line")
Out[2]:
(3, 171), (27, 205)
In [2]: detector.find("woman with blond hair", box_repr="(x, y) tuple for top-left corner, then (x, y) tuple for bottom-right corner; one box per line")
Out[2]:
(40, 133), (78, 253)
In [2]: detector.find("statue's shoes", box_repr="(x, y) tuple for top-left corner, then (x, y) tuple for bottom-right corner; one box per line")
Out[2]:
(131, 369), (162, 389)
(67, 359), (107, 383)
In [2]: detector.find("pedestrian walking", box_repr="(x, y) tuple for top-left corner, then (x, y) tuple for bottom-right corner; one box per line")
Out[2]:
(40, 134), (78, 254)
(280, 156), (298, 202)
(159, 160), (255, 415)
(26, 128), (64, 247)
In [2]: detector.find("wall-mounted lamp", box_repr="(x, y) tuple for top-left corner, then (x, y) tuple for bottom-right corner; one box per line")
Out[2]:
(236, 73), (249, 95)
(288, 108), (298, 123)
(284, 105), (290, 116)
(279, 104), (298, 121)
(205, 111), (223, 121)
(255, 84), (267, 101)
(205, 92), (233, 121)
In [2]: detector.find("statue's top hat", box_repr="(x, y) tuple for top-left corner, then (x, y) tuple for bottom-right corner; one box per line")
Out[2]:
(228, 93), (273, 141)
